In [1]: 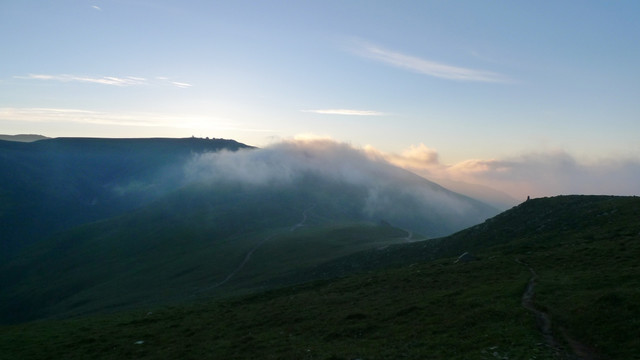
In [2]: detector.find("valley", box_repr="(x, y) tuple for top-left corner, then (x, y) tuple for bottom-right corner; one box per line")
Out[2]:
(3, 2), (638, 358)
(0, 138), (638, 359)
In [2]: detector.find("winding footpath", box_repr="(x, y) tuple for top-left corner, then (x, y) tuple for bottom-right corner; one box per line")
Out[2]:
(199, 204), (316, 293)
(289, 204), (316, 232)
(515, 259), (598, 360)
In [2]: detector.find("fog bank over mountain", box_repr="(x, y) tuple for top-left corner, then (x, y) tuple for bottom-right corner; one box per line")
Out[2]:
(184, 139), (498, 236)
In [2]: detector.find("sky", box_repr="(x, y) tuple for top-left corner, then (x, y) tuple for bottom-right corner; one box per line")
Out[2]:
(1, 1), (640, 199)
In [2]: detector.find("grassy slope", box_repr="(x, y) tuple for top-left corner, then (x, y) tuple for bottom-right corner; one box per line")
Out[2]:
(516, 197), (640, 358)
(1, 195), (638, 359)
(0, 179), (409, 323)
(436, 195), (640, 358)
(0, 137), (250, 256)
(299, 195), (640, 358)
(0, 256), (547, 360)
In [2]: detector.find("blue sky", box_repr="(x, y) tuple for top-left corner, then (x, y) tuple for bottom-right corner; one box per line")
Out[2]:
(2, 1), (640, 198)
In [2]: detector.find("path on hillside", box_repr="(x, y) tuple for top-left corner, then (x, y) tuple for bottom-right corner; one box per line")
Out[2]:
(289, 204), (316, 232)
(199, 204), (316, 293)
(515, 259), (598, 360)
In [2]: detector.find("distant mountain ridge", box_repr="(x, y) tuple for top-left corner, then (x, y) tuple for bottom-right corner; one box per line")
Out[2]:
(0, 137), (500, 323)
(0, 134), (49, 142)
(0, 137), (251, 256)
(1, 137), (497, 258)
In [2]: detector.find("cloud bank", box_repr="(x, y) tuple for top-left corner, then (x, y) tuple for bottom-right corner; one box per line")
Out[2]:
(184, 139), (496, 236)
(186, 139), (398, 187)
(372, 143), (640, 201)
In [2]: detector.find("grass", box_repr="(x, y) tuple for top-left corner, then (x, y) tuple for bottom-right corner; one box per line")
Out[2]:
(0, 195), (409, 323)
(2, 195), (639, 359)
(522, 207), (640, 358)
(0, 255), (550, 360)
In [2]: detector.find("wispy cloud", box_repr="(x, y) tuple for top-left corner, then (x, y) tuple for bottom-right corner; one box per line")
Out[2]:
(17, 74), (146, 86)
(92, 5), (102, 11)
(302, 109), (384, 116)
(16, 74), (192, 88)
(0, 107), (273, 132)
(171, 81), (193, 88)
(0, 107), (176, 127)
(350, 40), (510, 83)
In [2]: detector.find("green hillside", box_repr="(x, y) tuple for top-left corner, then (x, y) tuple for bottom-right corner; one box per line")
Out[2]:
(0, 180), (409, 323)
(0, 137), (250, 257)
(1, 143), (498, 324)
(0, 136), (497, 261)
(1, 195), (638, 359)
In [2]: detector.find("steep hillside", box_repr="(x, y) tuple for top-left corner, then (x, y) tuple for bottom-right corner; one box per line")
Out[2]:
(0, 139), (499, 323)
(434, 195), (640, 255)
(277, 195), (640, 358)
(0, 137), (250, 256)
(303, 195), (640, 274)
(0, 179), (410, 323)
(1, 196), (638, 359)
(183, 139), (498, 237)
(0, 137), (496, 259)
(0, 255), (545, 360)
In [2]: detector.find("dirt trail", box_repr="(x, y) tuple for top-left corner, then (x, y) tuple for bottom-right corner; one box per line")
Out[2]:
(515, 259), (598, 360)
(201, 205), (316, 292)
(290, 204), (315, 232)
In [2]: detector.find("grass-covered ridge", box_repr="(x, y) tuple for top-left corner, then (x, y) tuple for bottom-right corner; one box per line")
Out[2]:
(1, 195), (638, 359)
(0, 179), (411, 323)
(1, 256), (545, 360)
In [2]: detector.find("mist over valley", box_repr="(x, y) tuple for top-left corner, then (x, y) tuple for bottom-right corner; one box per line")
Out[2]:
(0, 136), (638, 359)
(0, 136), (498, 322)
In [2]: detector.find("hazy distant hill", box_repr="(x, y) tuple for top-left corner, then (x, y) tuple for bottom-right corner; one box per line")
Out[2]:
(0, 134), (49, 142)
(0, 137), (250, 256)
(1, 137), (497, 259)
(434, 177), (519, 210)
(0, 138), (500, 323)
(287, 195), (640, 276)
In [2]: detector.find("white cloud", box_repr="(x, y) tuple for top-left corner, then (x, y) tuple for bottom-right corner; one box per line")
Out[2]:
(302, 109), (384, 116)
(366, 143), (440, 170)
(0, 107), (172, 127)
(92, 5), (102, 11)
(368, 144), (640, 200)
(17, 74), (146, 86)
(171, 81), (193, 88)
(184, 139), (493, 236)
(0, 107), (251, 131)
(350, 40), (510, 83)
(16, 74), (192, 88)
